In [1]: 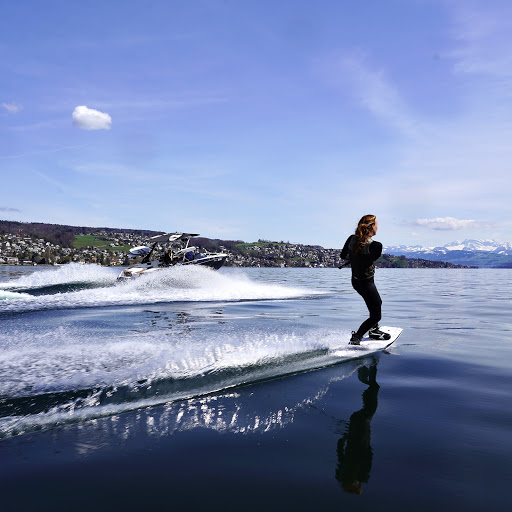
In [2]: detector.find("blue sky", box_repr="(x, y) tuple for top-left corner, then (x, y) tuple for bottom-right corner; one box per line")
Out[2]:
(1, 0), (511, 248)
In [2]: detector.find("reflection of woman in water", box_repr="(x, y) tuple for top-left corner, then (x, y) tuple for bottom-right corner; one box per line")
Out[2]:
(335, 363), (380, 495)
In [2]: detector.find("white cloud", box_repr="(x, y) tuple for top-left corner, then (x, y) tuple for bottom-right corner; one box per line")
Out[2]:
(2, 102), (23, 114)
(414, 217), (489, 230)
(72, 105), (112, 130)
(0, 207), (22, 212)
(334, 55), (419, 139)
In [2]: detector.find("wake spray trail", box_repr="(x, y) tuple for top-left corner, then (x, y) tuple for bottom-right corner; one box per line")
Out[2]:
(0, 265), (341, 438)
(0, 265), (320, 313)
(0, 323), (387, 439)
(0, 263), (118, 291)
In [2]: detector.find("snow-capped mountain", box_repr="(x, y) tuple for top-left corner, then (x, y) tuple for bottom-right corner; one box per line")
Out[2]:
(443, 240), (512, 253)
(383, 239), (512, 268)
(385, 239), (512, 255)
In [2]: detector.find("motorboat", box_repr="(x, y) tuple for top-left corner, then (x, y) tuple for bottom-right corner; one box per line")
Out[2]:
(117, 232), (227, 281)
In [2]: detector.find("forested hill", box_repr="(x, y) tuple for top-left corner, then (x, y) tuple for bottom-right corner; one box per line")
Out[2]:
(0, 220), (158, 248)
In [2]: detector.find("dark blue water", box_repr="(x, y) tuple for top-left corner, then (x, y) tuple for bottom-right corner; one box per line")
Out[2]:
(0, 265), (511, 511)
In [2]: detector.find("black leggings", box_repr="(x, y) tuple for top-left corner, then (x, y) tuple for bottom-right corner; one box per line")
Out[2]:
(351, 276), (382, 337)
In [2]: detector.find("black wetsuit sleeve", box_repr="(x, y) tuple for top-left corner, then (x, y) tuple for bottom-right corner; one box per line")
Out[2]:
(369, 241), (382, 262)
(340, 236), (353, 260)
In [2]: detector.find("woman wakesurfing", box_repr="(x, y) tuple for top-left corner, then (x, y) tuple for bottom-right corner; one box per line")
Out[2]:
(340, 215), (391, 345)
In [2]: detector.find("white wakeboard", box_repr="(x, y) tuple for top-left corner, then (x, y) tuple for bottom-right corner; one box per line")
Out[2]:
(333, 326), (402, 357)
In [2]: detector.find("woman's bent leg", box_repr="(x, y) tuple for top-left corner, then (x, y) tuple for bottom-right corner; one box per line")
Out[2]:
(352, 278), (382, 337)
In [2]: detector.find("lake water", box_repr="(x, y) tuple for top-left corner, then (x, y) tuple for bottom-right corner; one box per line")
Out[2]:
(0, 264), (511, 511)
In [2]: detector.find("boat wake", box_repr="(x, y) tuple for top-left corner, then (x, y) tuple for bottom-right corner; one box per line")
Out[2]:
(0, 323), (385, 439)
(0, 263), (317, 312)
(0, 263), (117, 298)
(0, 264), (388, 440)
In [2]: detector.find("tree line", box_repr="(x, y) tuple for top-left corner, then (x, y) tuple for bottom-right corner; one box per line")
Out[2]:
(0, 220), (157, 247)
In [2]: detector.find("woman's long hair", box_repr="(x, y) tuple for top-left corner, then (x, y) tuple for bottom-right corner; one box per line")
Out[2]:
(353, 215), (376, 254)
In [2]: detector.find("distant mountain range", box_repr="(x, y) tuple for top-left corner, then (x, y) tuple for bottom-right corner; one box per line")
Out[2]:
(384, 239), (512, 268)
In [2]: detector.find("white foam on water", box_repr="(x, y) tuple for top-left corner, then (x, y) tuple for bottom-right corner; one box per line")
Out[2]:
(0, 319), (395, 439)
(0, 265), (319, 313)
(0, 323), (350, 397)
(0, 263), (117, 290)
(0, 290), (32, 301)
(0, 322), (398, 406)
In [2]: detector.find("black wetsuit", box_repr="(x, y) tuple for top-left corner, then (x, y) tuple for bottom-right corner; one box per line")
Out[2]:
(340, 235), (383, 337)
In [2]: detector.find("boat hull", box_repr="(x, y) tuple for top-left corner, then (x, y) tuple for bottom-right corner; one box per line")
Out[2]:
(183, 255), (226, 270)
(117, 254), (227, 281)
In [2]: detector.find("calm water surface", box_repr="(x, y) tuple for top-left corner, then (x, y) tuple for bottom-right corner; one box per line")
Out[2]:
(0, 265), (510, 511)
